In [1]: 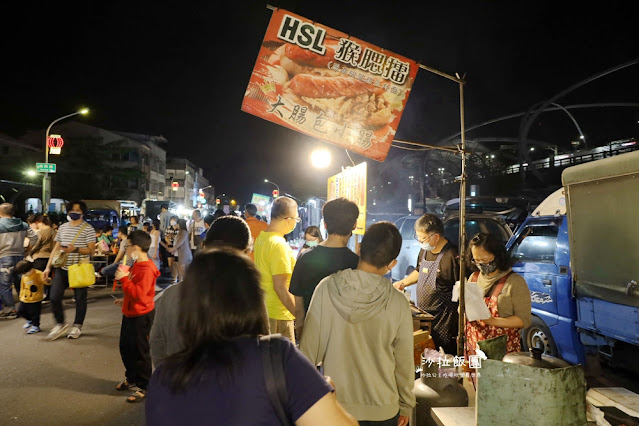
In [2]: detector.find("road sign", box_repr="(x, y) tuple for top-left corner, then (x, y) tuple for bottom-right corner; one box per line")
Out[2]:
(36, 163), (56, 173)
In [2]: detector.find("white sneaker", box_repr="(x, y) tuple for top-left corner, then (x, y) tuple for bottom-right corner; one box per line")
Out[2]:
(155, 285), (163, 292)
(47, 324), (69, 341)
(67, 326), (82, 339)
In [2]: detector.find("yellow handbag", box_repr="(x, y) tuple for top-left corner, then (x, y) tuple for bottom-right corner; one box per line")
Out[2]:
(68, 259), (96, 288)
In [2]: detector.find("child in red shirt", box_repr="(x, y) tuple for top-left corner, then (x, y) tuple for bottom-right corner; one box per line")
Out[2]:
(113, 230), (160, 403)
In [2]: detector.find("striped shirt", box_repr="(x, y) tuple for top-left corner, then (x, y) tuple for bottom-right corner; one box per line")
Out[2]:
(54, 221), (96, 270)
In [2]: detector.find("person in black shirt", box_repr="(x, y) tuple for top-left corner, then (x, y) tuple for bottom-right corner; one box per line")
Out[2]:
(394, 214), (459, 355)
(290, 198), (360, 340)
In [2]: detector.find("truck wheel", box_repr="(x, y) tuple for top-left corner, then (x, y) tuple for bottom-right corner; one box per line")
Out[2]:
(522, 316), (559, 357)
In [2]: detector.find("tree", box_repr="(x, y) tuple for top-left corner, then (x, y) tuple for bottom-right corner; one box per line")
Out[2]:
(50, 136), (144, 201)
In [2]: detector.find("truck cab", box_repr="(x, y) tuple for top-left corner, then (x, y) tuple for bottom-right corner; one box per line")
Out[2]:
(508, 150), (639, 369)
(507, 192), (585, 365)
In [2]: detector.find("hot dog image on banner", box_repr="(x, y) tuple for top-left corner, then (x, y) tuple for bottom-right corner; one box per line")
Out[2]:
(242, 9), (418, 162)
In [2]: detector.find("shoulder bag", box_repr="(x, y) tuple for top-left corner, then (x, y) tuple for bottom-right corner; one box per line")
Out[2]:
(260, 334), (293, 426)
(52, 223), (88, 269)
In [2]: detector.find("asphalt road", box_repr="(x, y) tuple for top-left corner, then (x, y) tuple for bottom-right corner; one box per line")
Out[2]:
(2, 277), (639, 425)
(0, 281), (174, 426)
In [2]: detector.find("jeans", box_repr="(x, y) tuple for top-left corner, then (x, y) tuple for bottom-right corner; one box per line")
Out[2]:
(32, 258), (50, 299)
(50, 268), (88, 326)
(18, 301), (42, 327)
(101, 262), (121, 278)
(120, 311), (155, 390)
(0, 256), (23, 311)
(359, 413), (400, 426)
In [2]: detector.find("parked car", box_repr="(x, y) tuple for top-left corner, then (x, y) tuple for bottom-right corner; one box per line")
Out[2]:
(443, 196), (538, 233)
(392, 213), (513, 299)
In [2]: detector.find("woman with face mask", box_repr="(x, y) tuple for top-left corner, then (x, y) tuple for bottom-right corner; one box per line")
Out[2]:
(296, 226), (323, 260)
(394, 214), (459, 355)
(160, 216), (180, 283)
(43, 200), (96, 340)
(465, 232), (531, 357)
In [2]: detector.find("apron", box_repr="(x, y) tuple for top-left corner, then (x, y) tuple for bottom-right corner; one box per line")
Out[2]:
(416, 249), (458, 354)
(465, 271), (521, 356)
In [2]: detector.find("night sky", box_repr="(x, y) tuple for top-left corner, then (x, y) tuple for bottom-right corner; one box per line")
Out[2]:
(2, 1), (637, 204)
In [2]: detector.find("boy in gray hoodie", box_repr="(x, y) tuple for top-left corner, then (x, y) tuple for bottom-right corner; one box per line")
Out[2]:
(300, 221), (415, 426)
(0, 203), (38, 318)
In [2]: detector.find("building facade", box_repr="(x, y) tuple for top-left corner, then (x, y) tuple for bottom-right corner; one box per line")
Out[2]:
(19, 122), (167, 206)
(165, 157), (214, 212)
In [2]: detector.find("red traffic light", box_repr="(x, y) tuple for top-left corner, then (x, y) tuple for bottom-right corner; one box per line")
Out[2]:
(272, 189), (279, 198)
(216, 198), (221, 205)
(171, 181), (179, 188)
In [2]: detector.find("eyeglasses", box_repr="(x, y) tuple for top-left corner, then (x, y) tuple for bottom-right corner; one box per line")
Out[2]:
(285, 217), (301, 223)
(414, 233), (436, 243)
(472, 258), (495, 266)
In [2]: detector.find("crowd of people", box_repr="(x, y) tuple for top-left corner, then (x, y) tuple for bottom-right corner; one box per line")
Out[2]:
(0, 196), (532, 424)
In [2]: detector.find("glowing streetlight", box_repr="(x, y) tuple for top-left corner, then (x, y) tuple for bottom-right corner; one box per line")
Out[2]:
(310, 149), (331, 168)
(25, 170), (36, 177)
(43, 108), (90, 212)
(264, 179), (280, 192)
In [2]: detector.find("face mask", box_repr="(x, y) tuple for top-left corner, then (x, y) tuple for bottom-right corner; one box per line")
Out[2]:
(68, 212), (82, 221)
(306, 240), (318, 247)
(420, 242), (435, 252)
(478, 261), (499, 275)
(131, 252), (139, 261)
(170, 220), (177, 226)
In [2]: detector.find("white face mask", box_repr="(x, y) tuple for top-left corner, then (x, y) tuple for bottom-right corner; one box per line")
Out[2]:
(420, 242), (435, 252)
(170, 220), (177, 226)
(131, 252), (139, 261)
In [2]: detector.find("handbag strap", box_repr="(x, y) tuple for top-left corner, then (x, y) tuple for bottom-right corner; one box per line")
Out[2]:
(260, 334), (293, 426)
(70, 222), (88, 246)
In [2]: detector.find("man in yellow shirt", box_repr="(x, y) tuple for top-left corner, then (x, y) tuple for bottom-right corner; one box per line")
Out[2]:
(253, 196), (299, 342)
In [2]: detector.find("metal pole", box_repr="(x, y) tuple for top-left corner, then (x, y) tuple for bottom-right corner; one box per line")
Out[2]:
(42, 111), (86, 212)
(457, 79), (468, 357)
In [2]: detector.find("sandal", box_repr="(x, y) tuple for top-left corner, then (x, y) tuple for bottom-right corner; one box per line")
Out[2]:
(115, 380), (135, 391)
(126, 388), (146, 403)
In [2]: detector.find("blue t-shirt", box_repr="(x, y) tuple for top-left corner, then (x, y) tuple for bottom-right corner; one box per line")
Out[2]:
(145, 336), (332, 425)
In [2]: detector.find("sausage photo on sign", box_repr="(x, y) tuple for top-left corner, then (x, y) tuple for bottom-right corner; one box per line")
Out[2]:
(266, 40), (406, 132)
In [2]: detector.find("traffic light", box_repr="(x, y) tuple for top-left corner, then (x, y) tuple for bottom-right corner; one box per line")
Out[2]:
(216, 198), (221, 205)
(171, 181), (179, 191)
(272, 189), (279, 198)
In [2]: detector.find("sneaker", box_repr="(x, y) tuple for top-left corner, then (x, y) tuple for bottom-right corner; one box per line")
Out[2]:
(155, 285), (163, 292)
(23, 321), (33, 330)
(0, 310), (17, 320)
(67, 326), (82, 339)
(47, 324), (69, 341)
(27, 325), (41, 334)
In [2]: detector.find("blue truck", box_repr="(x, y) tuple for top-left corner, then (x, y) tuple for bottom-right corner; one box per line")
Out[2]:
(507, 150), (639, 367)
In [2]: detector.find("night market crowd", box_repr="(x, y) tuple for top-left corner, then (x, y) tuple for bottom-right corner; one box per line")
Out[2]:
(0, 196), (531, 425)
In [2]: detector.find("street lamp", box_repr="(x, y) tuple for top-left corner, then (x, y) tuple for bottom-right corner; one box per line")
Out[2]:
(310, 149), (331, 168)
(264, 179), (280, 192)
(42, 108), (90, 212)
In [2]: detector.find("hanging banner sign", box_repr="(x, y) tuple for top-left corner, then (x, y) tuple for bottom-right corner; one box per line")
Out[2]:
(242, 9), (418, 162)
(327, 162), (367, 234)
